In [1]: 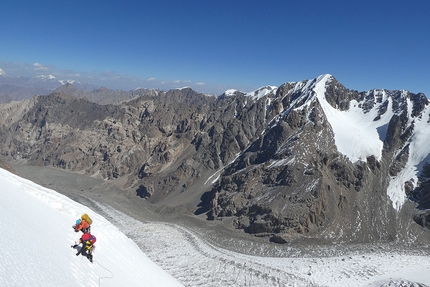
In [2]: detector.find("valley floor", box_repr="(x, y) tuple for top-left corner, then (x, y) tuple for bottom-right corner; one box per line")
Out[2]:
(92, 200), (430, 287)
(11, 163), (430, 287)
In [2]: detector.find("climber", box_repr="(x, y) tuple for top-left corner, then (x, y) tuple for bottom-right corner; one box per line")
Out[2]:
(72, 213), (93, 233)
(71, 233), (97, 263)
(72, 218), (90, 233)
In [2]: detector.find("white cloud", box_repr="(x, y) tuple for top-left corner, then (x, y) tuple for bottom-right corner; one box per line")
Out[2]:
(33, 62), (49, 71)
(0, 68), (5, 76)
(195, 82), (206, 86)
(147, 77), (157, 81)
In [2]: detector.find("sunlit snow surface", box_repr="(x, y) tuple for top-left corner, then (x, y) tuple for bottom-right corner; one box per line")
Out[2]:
(1, 167), (430, 286)
(0, 168), (183, 287)
(314, 75), (389, 163)
(387, 102), (430, 210)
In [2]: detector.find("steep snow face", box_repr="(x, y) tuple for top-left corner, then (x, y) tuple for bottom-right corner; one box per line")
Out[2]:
(0, 168), (183, 287)
(314, 75), (395, 163)
(387, 103), (430, 210)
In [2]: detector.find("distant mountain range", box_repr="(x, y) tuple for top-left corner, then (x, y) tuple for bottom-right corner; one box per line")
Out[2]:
(0, 74), (98, 103)
(1, 74), (429, 245)
(0, 73), (163, 105)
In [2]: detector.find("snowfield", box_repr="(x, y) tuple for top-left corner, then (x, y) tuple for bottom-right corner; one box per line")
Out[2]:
(1, 167), (430, 287)
(0, 168), (183, 287)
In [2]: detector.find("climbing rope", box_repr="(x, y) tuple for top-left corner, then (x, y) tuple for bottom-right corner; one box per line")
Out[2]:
(94, 260), (114, 287)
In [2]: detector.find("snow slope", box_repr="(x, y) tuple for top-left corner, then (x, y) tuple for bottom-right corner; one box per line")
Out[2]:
(0, 168), (183, 287)
(313, 74), (392, 163)
(387, 101), (430, 210)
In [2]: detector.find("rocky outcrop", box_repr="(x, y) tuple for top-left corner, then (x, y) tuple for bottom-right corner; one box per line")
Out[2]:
(54, 83), (158, 105)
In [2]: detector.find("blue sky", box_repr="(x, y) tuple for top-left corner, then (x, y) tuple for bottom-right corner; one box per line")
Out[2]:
(1, 1), (429, 95)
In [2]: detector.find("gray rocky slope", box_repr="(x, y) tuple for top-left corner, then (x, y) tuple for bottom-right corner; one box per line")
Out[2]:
(1, 74), (430, 244)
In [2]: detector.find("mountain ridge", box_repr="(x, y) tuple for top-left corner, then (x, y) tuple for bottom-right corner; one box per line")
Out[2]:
(1, 74), (429, 244)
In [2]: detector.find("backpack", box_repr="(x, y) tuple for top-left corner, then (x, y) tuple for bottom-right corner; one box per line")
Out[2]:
(81, 214), (93, 225)
(82, 233), (96, 244)
(90, 235), (96, 244)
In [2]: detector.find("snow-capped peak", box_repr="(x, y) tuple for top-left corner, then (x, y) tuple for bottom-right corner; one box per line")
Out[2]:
(245, 86), (277, 100)
(37, 74), (57, 81)
(224, 89), (239, 96)
(59, 79), (77, 85)
(0, 68), (5, 76)
(316, 73), (334, 84)
(223, 86), (277, 99)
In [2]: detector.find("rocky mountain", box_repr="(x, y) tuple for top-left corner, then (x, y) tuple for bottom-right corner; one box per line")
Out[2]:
(1, 74), (429, 244)
(53, 83), (157, 105)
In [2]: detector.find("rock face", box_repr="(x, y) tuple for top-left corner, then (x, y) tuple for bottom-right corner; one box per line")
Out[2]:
(1, 74), (430, 244)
